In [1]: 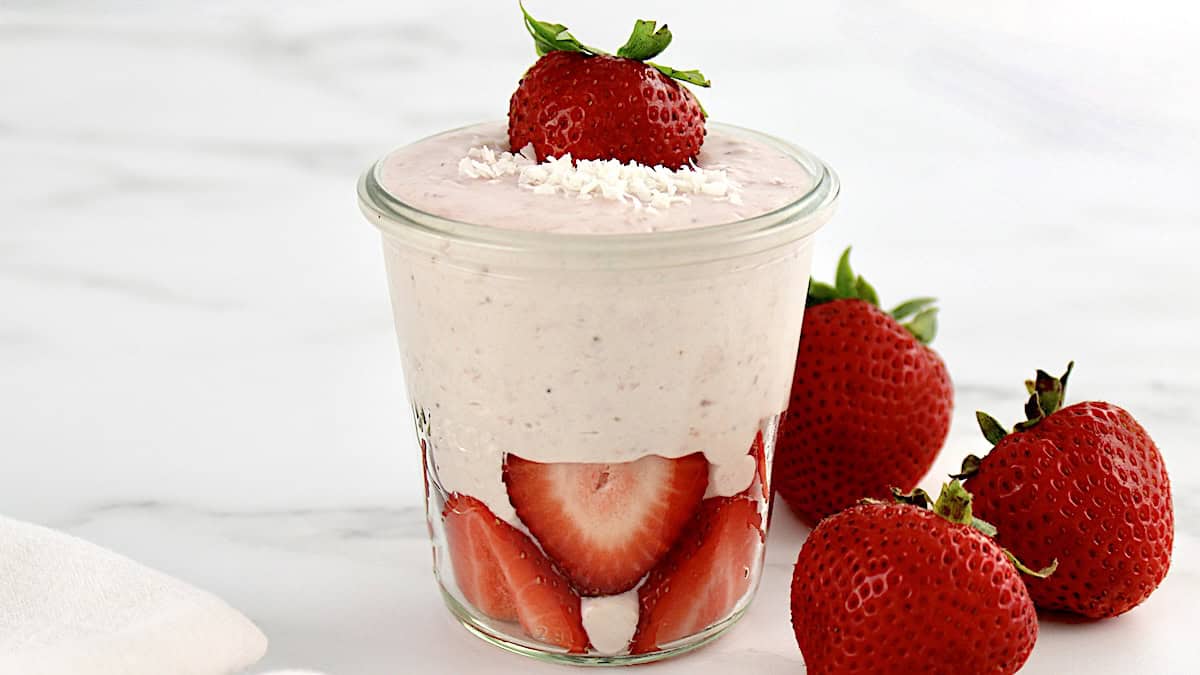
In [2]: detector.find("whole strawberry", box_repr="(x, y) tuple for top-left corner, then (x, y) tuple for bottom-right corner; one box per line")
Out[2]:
(792, 481), (1045, 675)
(961, 363), (1174, 618)
(509, 5), (709, 169)
(774, 248), (953, 525)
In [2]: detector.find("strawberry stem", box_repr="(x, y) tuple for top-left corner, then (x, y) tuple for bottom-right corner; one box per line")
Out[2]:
(932, 480), (996, 536)
(890, 482), (997, 536)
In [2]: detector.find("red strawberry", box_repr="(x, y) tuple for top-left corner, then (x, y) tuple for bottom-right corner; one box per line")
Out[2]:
(775, 248), (953, 525)
(509, 7), (709, 169)
(631, 496), (764, 654)
(791, 482), (1041, 675)
(442, 494), (589, 652)
(503, 453), (708, 596)
(961, 363), (1174, 618)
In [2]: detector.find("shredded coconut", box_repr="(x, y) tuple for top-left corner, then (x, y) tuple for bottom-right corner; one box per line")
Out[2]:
(457, 145), (743, 211)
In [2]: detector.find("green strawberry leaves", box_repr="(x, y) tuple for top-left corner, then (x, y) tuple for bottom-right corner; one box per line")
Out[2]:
(890, 486), (932, 509)
(949, 453), (983, 481)
(929, 480), (997, 537)
(970, 362), (1076, 454)
(520, 2), (604, 56)
(617, 19), (672, 60)
(976, 412), (1009, 445)
(834, 247), (857, 297)
(888, 481), (997, 537)
(808, 247), (877, 305)
(519, 2), (711, 91)
(885, 483), (993, 534)
(646, 64), (711, 87)
(1016, 361), (1074, 429)
(854, 276), (880, 306)
(904, 308), (939, 345)
(889, 481), (1057, 579)
(1006, 551), (1059, 579)
(807, 281), (838, 304)
(805, 247), (940, 345)
(890, 297), (937, 320)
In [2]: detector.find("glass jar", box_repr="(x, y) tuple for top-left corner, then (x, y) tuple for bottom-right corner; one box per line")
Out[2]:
(358, 123), (838, 665)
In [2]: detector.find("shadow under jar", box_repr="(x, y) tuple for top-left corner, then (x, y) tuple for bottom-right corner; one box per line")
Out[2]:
(358, 122), (839, 665)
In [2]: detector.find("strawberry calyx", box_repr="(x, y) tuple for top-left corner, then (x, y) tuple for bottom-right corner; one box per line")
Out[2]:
(875, 480), (1057, 579)
(807, 247), (939, 345)
(1016, 361), (1074, 429)
(885, 481), (996, 537)
(956, 362), (1076, 479)
(519, 2), (711, 89)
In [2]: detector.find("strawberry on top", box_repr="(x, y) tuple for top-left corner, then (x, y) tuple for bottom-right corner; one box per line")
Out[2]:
(509, 4), (709, 169)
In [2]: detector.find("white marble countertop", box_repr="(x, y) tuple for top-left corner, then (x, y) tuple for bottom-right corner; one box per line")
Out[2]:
(2, 1), (1198, 673)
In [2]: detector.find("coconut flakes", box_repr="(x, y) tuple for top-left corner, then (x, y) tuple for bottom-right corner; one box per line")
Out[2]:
(457, 145), (743, 210)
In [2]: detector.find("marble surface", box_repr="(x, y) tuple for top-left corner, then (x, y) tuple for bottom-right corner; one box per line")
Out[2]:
(2, 0), (1198, 672)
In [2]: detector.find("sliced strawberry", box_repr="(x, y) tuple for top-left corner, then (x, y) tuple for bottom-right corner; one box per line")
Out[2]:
(630, 496), (764, 654)
(746, 431), (768, 500)
(503, 453), (708, 596)
(743, 430), (778, 527)
(442, 494), (589, 652)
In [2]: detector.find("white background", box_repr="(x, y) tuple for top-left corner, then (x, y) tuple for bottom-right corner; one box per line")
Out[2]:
(2, 1), (1198, 673)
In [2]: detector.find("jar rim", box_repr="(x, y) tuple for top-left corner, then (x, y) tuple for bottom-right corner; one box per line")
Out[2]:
(357, 122), (839, 262)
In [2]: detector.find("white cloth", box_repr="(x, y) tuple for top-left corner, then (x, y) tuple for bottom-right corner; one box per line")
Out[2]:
(0, 515), (268, 675)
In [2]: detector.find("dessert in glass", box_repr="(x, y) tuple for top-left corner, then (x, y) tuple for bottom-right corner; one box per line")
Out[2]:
(357, 6), (839, 666)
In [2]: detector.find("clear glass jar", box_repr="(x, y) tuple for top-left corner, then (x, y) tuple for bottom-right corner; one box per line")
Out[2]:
(358, 123), (838, 665)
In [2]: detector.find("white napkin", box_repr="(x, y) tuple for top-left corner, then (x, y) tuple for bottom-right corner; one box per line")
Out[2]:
(0, 514), (268, 675)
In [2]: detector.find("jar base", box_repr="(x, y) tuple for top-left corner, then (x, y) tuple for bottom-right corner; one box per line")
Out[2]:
(439, 585), (748, 666)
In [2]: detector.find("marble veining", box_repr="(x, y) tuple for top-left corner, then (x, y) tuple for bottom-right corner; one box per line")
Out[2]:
(2, 0), (1198, 673)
